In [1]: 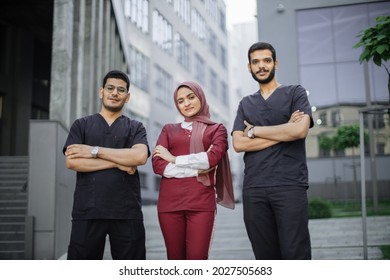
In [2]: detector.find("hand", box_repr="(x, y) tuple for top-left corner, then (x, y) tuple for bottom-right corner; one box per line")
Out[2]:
(117, 164), (137, 174)
(198, 167), (215, 175)
(243, 120), (254, 137)
(65, 144), (93, 159)
(153, 145), (176, 163)
(289, 110), (305, 123)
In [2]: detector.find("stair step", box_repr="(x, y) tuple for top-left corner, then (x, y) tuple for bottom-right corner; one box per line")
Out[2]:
(0, 223), (25, 231)
(0, 186), (27, 192)
(0, 181), (27, 186)
(0, 201), (27, 208)
(0, 215), (25, 223)
(0, 208), (27, 215)
(0, 241), (24, 251)
(0, 194), (27, 201)
(0, 251), (25, 260)
(0, 156), (29, 260)
(0, 232), (24, 241)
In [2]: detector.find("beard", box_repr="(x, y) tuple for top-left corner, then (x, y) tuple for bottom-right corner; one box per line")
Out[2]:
(251, 67), (276, 84)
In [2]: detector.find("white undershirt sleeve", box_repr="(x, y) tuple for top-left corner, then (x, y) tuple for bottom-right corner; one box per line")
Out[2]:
(163, 163), (198, 178)
(175, 152), (209, 169)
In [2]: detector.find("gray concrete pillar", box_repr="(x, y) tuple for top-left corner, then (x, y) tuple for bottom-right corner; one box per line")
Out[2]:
(49, 0), (74, 129)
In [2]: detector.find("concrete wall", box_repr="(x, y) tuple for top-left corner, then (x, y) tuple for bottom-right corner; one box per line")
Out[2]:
(27, 121), (75, 259)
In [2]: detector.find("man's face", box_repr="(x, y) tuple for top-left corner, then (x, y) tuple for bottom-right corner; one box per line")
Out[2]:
(248, 49), (277, 84)
(100, 78), (130, 112)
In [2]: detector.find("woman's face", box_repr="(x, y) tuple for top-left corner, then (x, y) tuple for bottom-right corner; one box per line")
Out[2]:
(176, 86), (201, 118)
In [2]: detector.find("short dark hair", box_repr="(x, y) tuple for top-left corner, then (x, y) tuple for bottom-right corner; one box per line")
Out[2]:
(102, 70), (130, 91)
(248, 42), (276, 63)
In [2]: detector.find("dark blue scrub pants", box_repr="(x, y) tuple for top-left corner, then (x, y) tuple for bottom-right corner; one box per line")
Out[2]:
(243, 186), (312, 260)
(67, 219), (146, 260)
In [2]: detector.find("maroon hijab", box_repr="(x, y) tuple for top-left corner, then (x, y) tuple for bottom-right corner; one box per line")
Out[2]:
(173, 81), (235, 209)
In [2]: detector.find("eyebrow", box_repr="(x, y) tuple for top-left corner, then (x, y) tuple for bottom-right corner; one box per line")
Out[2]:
(176, 92), (195, 102)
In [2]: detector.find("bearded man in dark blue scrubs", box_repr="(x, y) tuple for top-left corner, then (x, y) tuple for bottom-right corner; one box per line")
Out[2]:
(232, 42), (313, 260)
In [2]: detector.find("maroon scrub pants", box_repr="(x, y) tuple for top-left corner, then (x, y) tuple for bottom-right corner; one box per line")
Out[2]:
(158, 210), (215, 260)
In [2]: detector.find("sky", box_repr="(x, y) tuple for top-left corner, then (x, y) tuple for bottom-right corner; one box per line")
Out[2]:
(225, 0), (257, 30)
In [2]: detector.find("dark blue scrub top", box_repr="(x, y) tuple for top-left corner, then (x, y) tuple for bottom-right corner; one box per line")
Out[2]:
(232, 85), (314, 189)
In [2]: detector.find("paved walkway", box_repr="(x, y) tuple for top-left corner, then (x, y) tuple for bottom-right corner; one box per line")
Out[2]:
(103, 203), (390, 260)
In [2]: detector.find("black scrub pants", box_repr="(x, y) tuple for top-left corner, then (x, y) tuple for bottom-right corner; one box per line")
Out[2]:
(243, 186), (312, 260)
(67, 219), (146, 260)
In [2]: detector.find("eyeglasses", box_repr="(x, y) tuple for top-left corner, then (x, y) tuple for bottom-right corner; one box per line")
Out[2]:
(104, 85), (128, 95)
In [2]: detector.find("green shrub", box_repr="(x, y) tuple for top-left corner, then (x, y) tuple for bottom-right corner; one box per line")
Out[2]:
(308, 198), (332, 219)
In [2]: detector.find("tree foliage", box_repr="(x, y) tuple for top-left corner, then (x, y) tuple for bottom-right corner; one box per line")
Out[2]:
(334, 124), (361, 150)
(319, 135), (334, 152)
(353, 16), (390, 69)
(353, 16), (390, 103)
(319, 124), (368, 153)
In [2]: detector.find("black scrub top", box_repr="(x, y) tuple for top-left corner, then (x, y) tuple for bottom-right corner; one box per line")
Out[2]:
(63, 113), (150, 220)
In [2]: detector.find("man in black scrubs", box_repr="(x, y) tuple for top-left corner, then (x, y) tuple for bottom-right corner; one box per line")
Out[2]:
(63, 70), (150, 260)
(232, 42), (313, 259)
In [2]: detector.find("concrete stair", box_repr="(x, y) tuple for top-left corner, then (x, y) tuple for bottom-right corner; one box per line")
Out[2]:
(0, 156), (29, 260)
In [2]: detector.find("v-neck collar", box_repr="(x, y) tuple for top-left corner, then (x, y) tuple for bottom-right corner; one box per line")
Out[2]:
(97, 113), (122, 127)
(259, 84), (283, 102)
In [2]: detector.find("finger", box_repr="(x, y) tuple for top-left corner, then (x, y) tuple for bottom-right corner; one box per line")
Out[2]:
(244, 120), (253, 127)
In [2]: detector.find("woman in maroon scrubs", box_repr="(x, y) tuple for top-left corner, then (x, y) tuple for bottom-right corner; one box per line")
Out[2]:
(152, 81), (234, 260)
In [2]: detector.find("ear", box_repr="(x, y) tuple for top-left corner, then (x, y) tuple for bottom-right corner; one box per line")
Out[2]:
(125, 92), (131, 103)
(275, 60), (279, 70)
(99, 88), (103, 99)
(247, 63), (251, 73)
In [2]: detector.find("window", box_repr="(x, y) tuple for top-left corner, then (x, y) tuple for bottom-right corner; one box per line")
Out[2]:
(209, 69), (217, 96)
(194, 54), (205, 84)
(153, 10), (173, 54)
(124, 0), (149, 33)
(220, 81), (228, 106)
(218, 8), (226, 33)
(191, 9), (206, 41)
(219, 45), (227, 67)
(175, 33), (190, 70)
(297, 3), (390, 107)
(377, 143), (385, 155)
(206, 0), (218, 22)
(155, 65), (173, 106)
(319, 111), (327, 126)
(207, 28), (217, 57)
(331, 110), (341, 127)
(174, 0), (190, 25)
(129, 45), (149, 91)
(364, 114), (386, 129)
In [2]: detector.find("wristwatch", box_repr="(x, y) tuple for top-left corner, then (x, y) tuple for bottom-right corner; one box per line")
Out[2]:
(91, 146), (99, 158)
(247, 126), (255, 139)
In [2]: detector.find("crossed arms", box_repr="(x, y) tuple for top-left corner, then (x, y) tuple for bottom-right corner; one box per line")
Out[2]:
(232, 110), (310, 153)
(65, 144), (148, 174)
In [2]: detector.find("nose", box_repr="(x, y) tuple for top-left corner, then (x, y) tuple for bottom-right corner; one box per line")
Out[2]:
(258, 61), (266, 68)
